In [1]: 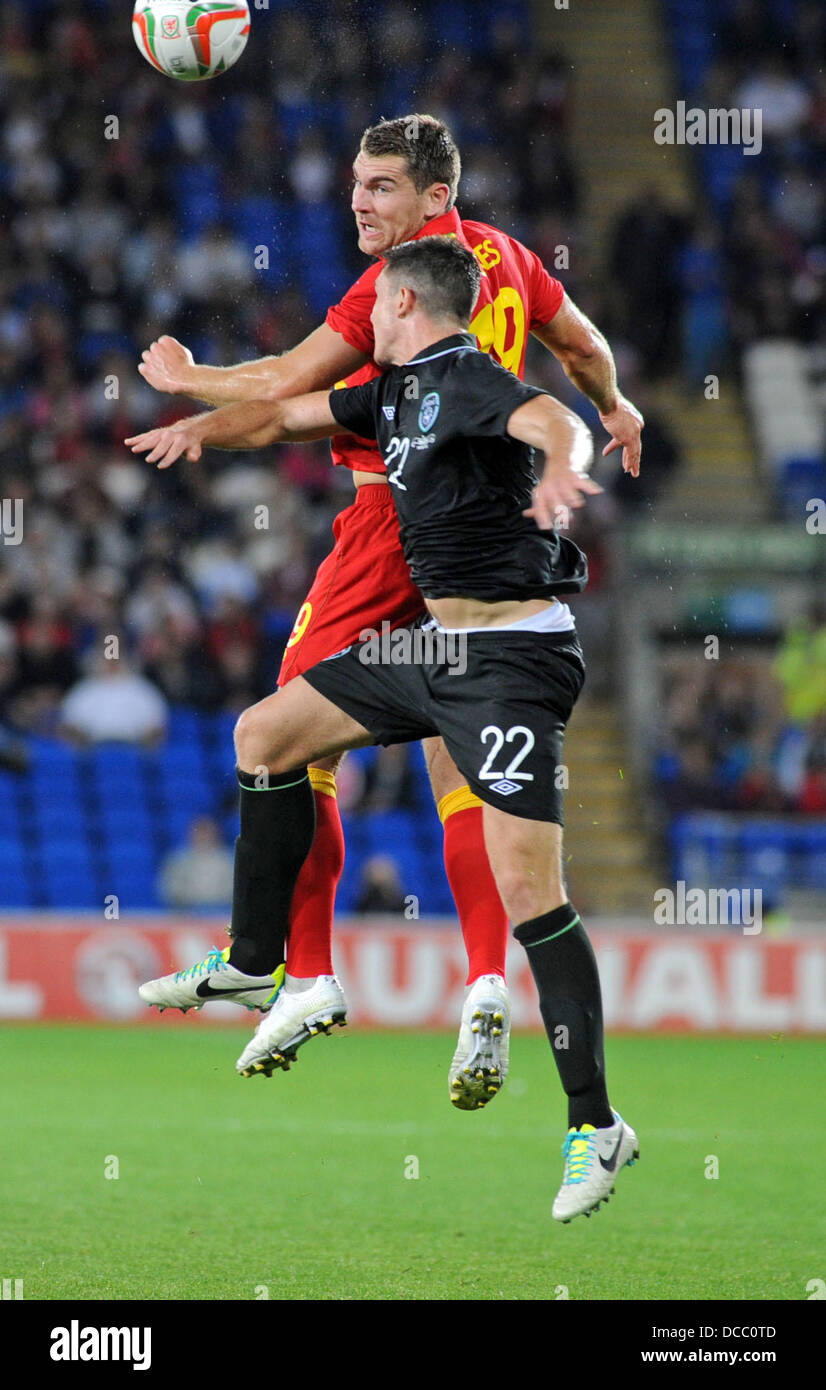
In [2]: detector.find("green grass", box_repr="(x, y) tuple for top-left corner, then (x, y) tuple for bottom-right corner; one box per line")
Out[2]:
(1, 1025), (822, 1300)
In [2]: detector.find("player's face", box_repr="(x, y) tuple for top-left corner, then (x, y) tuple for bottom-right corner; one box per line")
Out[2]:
(370, 270), (402, 366)
(351, 152), (443, 255)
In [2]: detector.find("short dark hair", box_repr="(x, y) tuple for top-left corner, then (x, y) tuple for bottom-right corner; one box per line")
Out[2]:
(381, 236), (481, 323)
(360, 114), (461, 208)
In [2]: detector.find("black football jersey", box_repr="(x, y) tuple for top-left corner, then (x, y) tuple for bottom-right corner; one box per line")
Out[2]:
(328, 332), (588, 602)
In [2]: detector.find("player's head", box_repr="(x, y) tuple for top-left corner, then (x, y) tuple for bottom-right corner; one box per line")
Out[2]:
(370, 236), (481, 365)
(352, 115), (461, 255)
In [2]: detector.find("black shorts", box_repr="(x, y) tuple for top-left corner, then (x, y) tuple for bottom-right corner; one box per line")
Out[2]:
(302, 618), (585, 823)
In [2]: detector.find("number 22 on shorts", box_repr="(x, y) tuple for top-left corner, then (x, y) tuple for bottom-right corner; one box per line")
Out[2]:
(478, 724), (535, 781)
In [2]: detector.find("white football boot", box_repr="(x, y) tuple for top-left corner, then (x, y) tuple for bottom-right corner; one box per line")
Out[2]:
(138, 945), (283, 1013)
(449, 973), (510, 1110)
(236, 974), (347, 1076)
(552, 1110), (639, 1223)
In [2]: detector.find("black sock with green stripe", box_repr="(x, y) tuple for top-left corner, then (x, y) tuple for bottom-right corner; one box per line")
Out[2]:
(513, 903), (613, 1130)
(227, 766), (316, 976)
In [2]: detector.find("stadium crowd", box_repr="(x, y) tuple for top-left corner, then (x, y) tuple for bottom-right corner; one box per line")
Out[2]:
(0, 0), (595, 747)
(656, 614), (826, 817)
(1, 0), (824, 916)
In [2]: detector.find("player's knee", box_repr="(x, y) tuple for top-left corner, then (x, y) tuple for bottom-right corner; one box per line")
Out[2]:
(497, 872), (565, 927)
(234, 706), (286, 774)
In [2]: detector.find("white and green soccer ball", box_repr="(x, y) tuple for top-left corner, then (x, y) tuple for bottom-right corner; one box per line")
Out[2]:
(132, 1), (250, 81)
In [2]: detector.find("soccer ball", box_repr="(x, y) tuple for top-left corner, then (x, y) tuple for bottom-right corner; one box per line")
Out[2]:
(132, 1), (250, 81)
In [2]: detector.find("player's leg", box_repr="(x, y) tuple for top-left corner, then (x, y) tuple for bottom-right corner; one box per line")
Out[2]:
(481, 804), (638, 1221)
(237, 625), (439, 1076)
(228, 675), (372, 970)
(139, 680), (370, 1015)
(257, 751), (350, 1064)
(285, 754), (345, 981)
(422, 736), (512, 1109)
(423, 736), (509, 984)
(278, 487), (424, 991)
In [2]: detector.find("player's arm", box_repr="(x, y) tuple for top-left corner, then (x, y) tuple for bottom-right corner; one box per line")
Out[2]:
(506, 394), (602, 528)
(138, 323), (369, 406)
(125, 392), (349, 470)
(532, 293), (643, 477)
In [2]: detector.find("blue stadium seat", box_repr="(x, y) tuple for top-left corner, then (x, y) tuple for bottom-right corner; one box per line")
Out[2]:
(42, 873), (98, 910)
(160, 745), (207, 776)
(30, 800), (91, 837)
(779, 457), (826, 519)
(157, 780), (215, 819)
(738, 823), (790, 898)
(0, 790), (21, 832)
(0, 836), (27, 869)
(24, 737), (80, 772)
(46, 841), (96, 872)
(794, 825), (826, 891)
(166, 707), (209, 747)
(671, 814), (733, 883)
(1, 877), (34, 907)
(90, 745), (146, 781)
(107, 872), (162, 909)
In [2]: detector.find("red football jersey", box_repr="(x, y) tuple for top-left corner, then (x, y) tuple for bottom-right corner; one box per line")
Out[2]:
(325, 207), (564, 473)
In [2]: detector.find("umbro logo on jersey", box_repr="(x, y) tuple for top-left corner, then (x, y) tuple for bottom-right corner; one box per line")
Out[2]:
(489, 779), (523, 796)
(382, 406), (396, 420)
(324, 645), (352, 660)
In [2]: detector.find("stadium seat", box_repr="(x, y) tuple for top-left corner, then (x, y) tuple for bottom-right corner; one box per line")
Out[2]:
(671, 814), (734, 885)
(90, 745), (146, 781)
(738, 823), (790, 899)
(779, 457), (826, 519)
(166, 707), (209, 747)
(794, 825), (826, 891)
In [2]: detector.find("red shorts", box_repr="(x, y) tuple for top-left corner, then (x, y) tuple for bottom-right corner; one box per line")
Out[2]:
(278, 484), (425, 686)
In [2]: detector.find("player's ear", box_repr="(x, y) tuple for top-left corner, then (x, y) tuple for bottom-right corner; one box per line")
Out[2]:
(398, 285), (417, 317)
(425, 182), (451, 216)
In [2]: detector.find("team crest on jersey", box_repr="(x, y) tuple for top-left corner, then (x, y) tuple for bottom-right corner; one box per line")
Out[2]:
(162, 15), (181, 36)
(418, 392), (440, 433)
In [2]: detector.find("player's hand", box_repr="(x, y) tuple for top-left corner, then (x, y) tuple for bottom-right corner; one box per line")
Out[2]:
(599, 394), (644, 477)
(124, 420), (204, 469)
(524, 469), (603, 529)
(138, 336), (195, 395)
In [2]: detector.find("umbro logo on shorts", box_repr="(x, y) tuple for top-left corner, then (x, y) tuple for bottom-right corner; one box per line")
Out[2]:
(489, 779), (523, 796)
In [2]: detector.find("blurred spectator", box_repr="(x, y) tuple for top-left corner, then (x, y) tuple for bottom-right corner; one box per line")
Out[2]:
(665, 737), (722, 813)
(774, 607), (826, 724)
(608, 188), (687, 378)
(158, 816), (234, 907)
(59, 656), (167, 745)
(733, 57), (809, 144)
(355, 854), (407, 915)
(658, 647), (826, 818)
(354, 745), (420, 814)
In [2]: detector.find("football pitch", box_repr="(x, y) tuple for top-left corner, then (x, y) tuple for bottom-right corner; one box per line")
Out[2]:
(1, 1025), (822, 1302)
